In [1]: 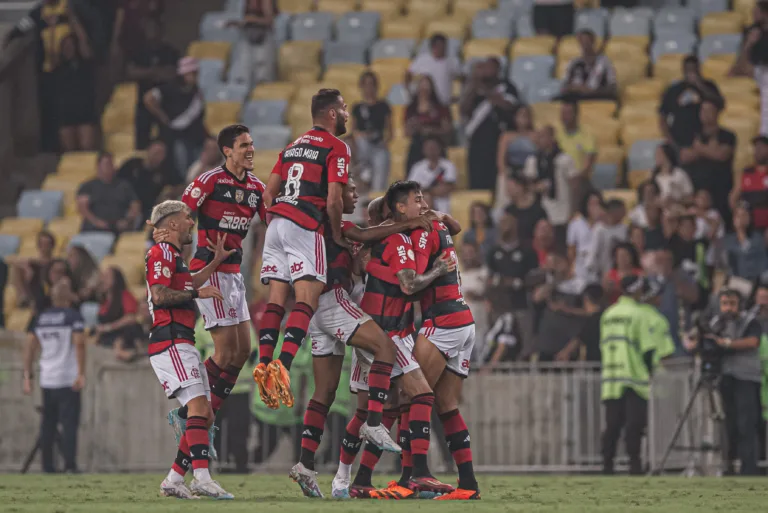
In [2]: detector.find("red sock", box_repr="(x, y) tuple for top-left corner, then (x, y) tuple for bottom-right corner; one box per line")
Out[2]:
(186, 416), (209, 470)
(367, 361), (393, 424)
(409, 392), (434, 477)
(440, 409), (478, 490)
(258, 303), (285, 365)
(299, 399), (328, 471)
(278, 302), (314, 369)
(212, 364), (240, 413)
(171, 431), (191, 476)
(398, 405), (412, 484)
(340, 409), (367, 465)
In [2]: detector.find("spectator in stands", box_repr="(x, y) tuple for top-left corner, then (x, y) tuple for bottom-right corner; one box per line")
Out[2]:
(555, 283), (604, 362)
(568, 190), (604, 284)
(463, 58), (519, 191)
(653, 143), (693, 205)
(500, 174), (548, 245)
(533, 0), (574, 39)
(408, 136), (456, 213)
(29, 259), (71, 314)
(52, 30), (96, 151)
(659, 55), (723, 148)
(532, 218), (556, 265)
(404, 75), (452, 173)
(602, 242), (642, 304)
(77, 152), (141, 234)
(117, 139), (182, 221)
(406, 33), (461, 106)
(463, 202), (496, 260)
(496, 104), (536, 199)
(560, 29), (617, 101)
(730, 135), (768, 231)
(628, 180), (660, 228)
(111, 0), (165, 60)
(585, 198), (627, 280)
(352, 71), (392, 191)
(730, 1), (768, 135)
(126, 18), (179, 150)
(671, 215), (712, 311)
(144, 57), (208, 178)
(523, 125), (578, 246)
(66, 245), (99, 303)
(483, 287), (522, 367)
(458, 242), (489, 355)
(486, 211), (538, 358)
(228, 0), (277, 87)
(94, 267), (145, 362)
(722, 202), (768, 282)
(11, 231), (56, 307)
(186, 136), (223, 183)
(680, 98), (736, 226)
(557, 100), (596, 201)
(691, 189), (724, 245)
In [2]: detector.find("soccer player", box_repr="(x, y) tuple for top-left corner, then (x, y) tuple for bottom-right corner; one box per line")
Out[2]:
(163, 125), (265, 439)
(290, 178), (437, 497)
(146, 200), (236, 499)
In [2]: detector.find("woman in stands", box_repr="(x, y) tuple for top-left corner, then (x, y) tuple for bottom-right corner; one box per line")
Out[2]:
(495, 104), (536, 187)
(462, 202), (496, 261)
(404, 75), (452, 174)
(602, 242), (642, 304)
(94, 267), (145, 362)
(66, 246), (100, 303)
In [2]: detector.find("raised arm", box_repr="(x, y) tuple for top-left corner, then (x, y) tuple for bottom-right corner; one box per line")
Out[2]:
(345, 215), (433, 243)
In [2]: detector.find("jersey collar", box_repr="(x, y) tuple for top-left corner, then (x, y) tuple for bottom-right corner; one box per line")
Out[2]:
(159, 241), (182, 254)
(222, 164), (247, 184)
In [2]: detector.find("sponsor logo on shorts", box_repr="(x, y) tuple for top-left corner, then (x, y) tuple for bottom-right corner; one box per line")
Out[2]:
(162, 381), (170, 391)
(461, 359), (470, 369)
(335, 328), (345, 341)
(229, 308), (237, 318)
(262, 264), (278, 274)
(290, 262), (304, 275)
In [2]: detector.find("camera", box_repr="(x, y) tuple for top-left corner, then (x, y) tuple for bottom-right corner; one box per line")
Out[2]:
(689, 313), (727, 377)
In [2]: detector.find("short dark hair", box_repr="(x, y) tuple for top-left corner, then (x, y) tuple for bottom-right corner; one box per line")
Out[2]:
(429, 33), (447, 47)
(385, 180), (421, 214)
(683, 54), (700, 68)
(637, 179), (660, 204)
(311, 88), (342, 118)
(701, 96), (725, 111)
(583, 284), (604, 305)
(37, 230), (55, 246)
(217, 124), (250, 155)
(562, 98), (579, 116)
(359, 71), (378, 89)
(580, 189), (604, 218)
(577, 28), (596, 40)
(605, 198), (625, 211)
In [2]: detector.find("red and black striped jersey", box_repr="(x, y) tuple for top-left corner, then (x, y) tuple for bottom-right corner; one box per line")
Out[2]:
(323, 220), (359, 294)
(268, 126), (350, 233)
(411, 220), (474, 329)
(145, 242), (196, 356)
(181, 166), (266, 273)
(361, 233), (416, 338)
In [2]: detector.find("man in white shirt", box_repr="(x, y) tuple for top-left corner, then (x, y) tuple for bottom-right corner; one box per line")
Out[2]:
(406, 33), (461, 106)
(408, 136), (457, 213)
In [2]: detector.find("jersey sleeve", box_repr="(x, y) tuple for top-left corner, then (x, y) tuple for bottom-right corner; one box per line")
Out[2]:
(327, 140), (350, 185)
(146, 246), (174, 287)
(411, 228), (438, 274)
(381, 234), (417, 274)
(270, 152), (283, 176)
(181, 173), (216, 212)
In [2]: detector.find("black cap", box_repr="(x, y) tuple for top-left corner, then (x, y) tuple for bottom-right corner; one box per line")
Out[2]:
(753, 134), (768, 145)
(621, 275), (645, 295)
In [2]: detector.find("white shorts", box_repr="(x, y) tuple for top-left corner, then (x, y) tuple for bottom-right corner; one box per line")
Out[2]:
(309, 287), (372, 357)
(350, 334), (420, 392)
(195, 271), (250, 329)
(419, 324), (476, 378)
(149, 344), (211, 406)
(261, 216), (327, 285)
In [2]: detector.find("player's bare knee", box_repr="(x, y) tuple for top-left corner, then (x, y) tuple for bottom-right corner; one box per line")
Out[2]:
(401, 369), (431, 399)
(436, 394), (458, 415)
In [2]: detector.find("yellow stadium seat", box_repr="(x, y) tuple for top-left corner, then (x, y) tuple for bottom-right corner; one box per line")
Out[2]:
(702, 55), (736, 80)
(724, 99), (760, 119)
(424, 17), (467, 40)
(114, 232), (151, 255)
(277, 0), (314, 13)
(380, 16), (424, 40)
(721, 115), (759, 142)
(718, 77), (758, 97)
(7, 308), (33, 333)
(604, 38), (648, 60)
(205, 101), (241, 130)
(653, 53), (685, 83)
(406, 0), (450, 20)
(251, 150), (278, 182)
(510, 36), (556, 58)
(452, 0), (494, 18)
(317, 0), (359, 14)
(47, 217), (82, 254)
(389, 137), (411, 161)
(597, 145), (625, 166)
(734, 143), (755, 177)
(187, 41), (231, 62)
(42, 173), (82, 193)
(324, 63), (368, 86)
(371, 58), (410, 95)
(390, 105), (407, 138)
(250, 81), (298, 101)
(580, 100), (617, 119)
(612, 57), (650, 91)
(15, 235), (40, 259)
(390, 151), (407, 181)
(3, 285), (17, 313)
(447, 147), (468, 189)
(289, 67), (323, 85)
(105, 132), (136, 155)
(734, 0), (755, 23)
(111, 82), (138, 105)
(621, 121), (662, 149)
(0, 218), (44, 238)
(619, 101), (659, 127)
(101, 106), (134, 135)
(584, 117), (620, 146)
(463, 39), (508, 60)
(294, 83), (323, 108)
(602, 188), (636, 211)
(278, 41), (323, 80)
(622, 78), (666, 103)
(627, 169), (652, 190)
(699, 11), (743, 37)
(531, 103), (560, 128)
(58, 152), (98, 176)
(360, 0), (405, 20)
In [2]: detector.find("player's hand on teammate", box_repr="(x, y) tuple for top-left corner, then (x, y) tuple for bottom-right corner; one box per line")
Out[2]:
(435, 251), (457, 276)
(333, 234), (354, 252)
(208, 234), (236, 264)
(197, 286), (224, 301)
(151, 226), (171, 244)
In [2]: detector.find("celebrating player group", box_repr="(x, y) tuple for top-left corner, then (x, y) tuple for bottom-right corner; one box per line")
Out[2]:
(143, 88), (480, 501)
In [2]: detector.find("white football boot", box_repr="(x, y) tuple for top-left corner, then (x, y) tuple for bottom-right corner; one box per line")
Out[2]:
(289, 462), (324, 498)
(360, 423), (402, 453)
(160, 478), (197, 499)
(190, 478), (234, 500)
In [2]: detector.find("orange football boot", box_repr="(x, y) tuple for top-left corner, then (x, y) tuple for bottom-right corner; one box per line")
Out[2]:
(434, 488), (481, 500)
(408, 476), (455, 498)
(369, 481), (414, 500)
(252, 363), (279, 409)
(267, 359), (294, 407)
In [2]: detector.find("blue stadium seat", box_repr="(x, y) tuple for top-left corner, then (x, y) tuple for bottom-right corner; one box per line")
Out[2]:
(275, 12), (291, 43)
(609, 9), (652, 37)
(17, 190), (63, 223)
(417, 38), (461, 59)
(515, 15), (536, 38)
(653, 7), (696, 35)
(250, 125), (292, 150)
(224, 0), (244, 14)
(498, 0), (534, 16)
(0, 234), (20, 259)
(574, 8), (608, 38)
(324, 40), (368, 66)
(524, 78), (562, 104)
(464, 56), (508, 77)
(290, 12), (335, 42)
(510, 55), (556, 87)
(651, 33), (697, 62)
(198, 59), (226, 90)
(203, 81), (250, 103)
(628, 139), (662, 172)
(471, 10), (514, 40)
(79, 302), (100, 328)
(387, 83), (411, 106)
(69, 233), (116, 263)
(698, 33), (742, 60)
(336, 11), (380, 44)
(690, 0), (729, 18)
(591, 163), (619, 191)
(200, 12), (241, 43)
(241, 99), (288, 126)
(370, 39), (416, 60)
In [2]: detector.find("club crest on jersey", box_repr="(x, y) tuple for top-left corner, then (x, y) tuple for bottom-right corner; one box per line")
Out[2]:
(162, 267), (171, 278)
(235, 190), (244, 203)
(190, 187), (201, 199)
(248, 192), (259, 208)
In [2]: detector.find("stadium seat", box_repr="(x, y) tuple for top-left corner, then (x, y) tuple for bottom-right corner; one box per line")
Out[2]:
(225, 0), (244, 14)
(498, 0), (534, 16)
(17, 190), (64, 223)
(620, 101), (659, 125)
(317, 0), (358, 14)
(199, 11), (241, 42)
(651, 34), (697, 62)
(68, 232), (116, 262)
(250, 125), (292, 150)
(387, 83), (410, 105)
(336, 12), (381, 44)
(187, 41), (232, 62)
(250, 81), (298, 101)
(290, 12), (335, 41)
(591, 163), (619, 190)
(574, 8), (608, 38)
(690, 0), (729, 17)
(699, 33), (742, 60)
(464, 38), (509, 62)
(278, 41), (323, 80)
(324, 40), (369, 67)
(622, 122), (663, 149)
(371, 38), (416, 61)
(424, 18), (467, 40)
(105, 132), (135, 155)
(6, 308), (33, 333)
(510, 55), (556, 88)
(557, 35), (604, 65)
(47, 217), (82, 252)
(653, 53), (685, 82)
(58, 152), (98, 176)
(241, 99), (288, 126)
(205, 102), (242, 131)
(734, 0), (756, 23)
(609, 9), (652, 37)
(453, 0), (495, 19)
(703, 55), (736, 79)
(509, 36), (556, 58)
(464, 55), (508, 78)
(628, 139), (662, 172)
(531, 102), (560, 126)
(447, 147), (468, 189)
(627, 169), (652, 190)
(0, 234), (20, 259)
(323, 63), (368, 87)
(0, 217), (45, 238)
(653, 7), (696, 35)
(514, 14), (535, 38)
(471, 10), (514, 40)
(584, 117), (620, 146)
(450, 190), (493, 235)
(360, 0), (404, 19)
(718, 77), (758, 97)
(623, 78), (666, 102)
(407, 0), (450, 21)
(203, 82), (249, 103)
(699, 11), (744, 37)
(612, 57), (649, 91)
(380, 17), (422, 39)
(274, 13), (291, 42)
(110, 82), (138, 105)
(79, 301), (100, 328)
(416, 38), (462, 59)
(597, 144), (625, 166)
(278, 0), (314, 13)
(198, 58), (226, 91)
(524, 79), (562, 104)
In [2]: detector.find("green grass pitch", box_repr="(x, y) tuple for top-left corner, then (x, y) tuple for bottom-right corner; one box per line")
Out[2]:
(2, 474), (767, 512)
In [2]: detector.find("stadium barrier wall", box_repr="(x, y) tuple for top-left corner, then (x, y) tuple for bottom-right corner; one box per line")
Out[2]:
(0, 344), (758, 474)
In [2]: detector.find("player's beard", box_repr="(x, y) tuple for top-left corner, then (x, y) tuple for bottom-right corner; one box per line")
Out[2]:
(183, 229), (193, 245)
(335, 114), (347, 136)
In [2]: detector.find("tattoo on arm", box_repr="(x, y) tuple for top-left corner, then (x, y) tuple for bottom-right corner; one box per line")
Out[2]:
(397, 266), (443, 296)
(150, 284), (194, 308)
